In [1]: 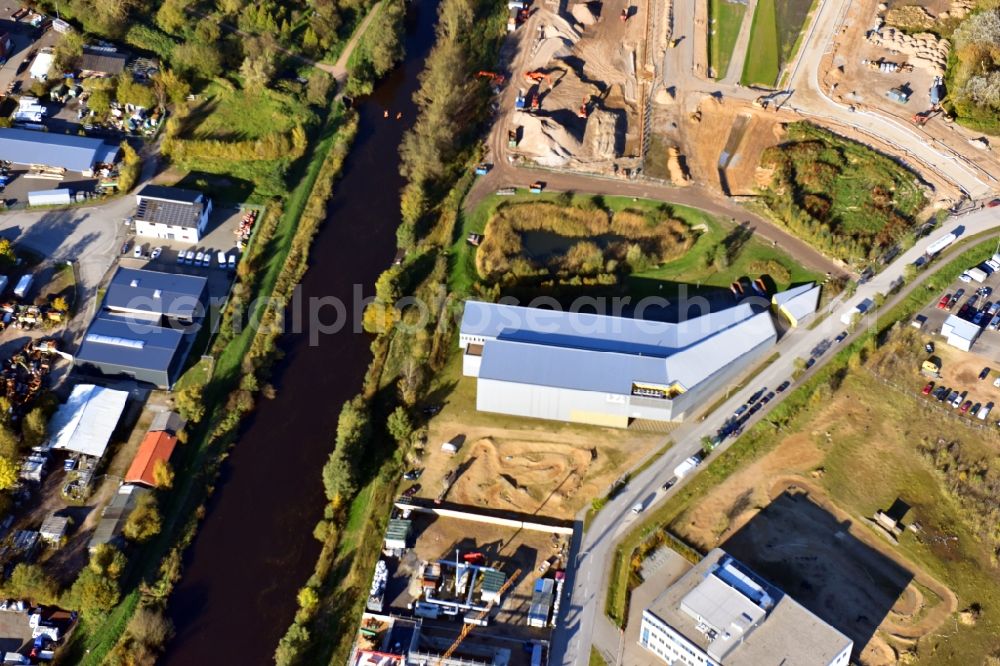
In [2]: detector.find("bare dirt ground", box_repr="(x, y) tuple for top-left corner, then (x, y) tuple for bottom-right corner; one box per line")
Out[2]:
(670, 403), (958, 663)
(929, 344), (1000, 407)
(417, 369), (665, 520)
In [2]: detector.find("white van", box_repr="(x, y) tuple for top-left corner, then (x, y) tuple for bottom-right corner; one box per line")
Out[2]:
(217, 250), (227, 268)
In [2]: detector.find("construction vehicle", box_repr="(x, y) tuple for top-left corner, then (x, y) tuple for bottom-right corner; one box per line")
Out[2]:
(476, 71), (506, 86)
(529, 181), (545, 194)
(437, 569), (521, 664)
(620, 7), (628, 21)
(530, 92), (539, 110)
(912, 109), (940, 126)
(577, 98), (589, 119)
(515, 89), (527, 110)
(474, 163), (491, 176)
(507, 128), (520, 148)
(523, 70), (553, 87)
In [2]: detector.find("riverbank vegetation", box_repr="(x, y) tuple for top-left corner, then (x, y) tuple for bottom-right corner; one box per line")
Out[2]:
(475, 201), (693, 283)
(757, 122), (927, 266)
(26, 0), (375, 660)
(345, 0), (407, 96)
(278, 0), (507, 663)
(603, 237), (1000, 665)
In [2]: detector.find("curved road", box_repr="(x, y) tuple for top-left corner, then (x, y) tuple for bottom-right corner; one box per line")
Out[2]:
(552, 203), (1000, 666)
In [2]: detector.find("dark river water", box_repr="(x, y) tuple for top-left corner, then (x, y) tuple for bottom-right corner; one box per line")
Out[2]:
(163, 2), (441, 662)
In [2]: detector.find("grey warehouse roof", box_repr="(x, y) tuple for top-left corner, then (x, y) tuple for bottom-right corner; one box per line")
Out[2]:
(468, 301), (777, 393)
(772, 282), (814, 307)
(137, 185), (204, 204)
(104, 267), (207, 320)
(76, 313), (185, 374)
(136, 199), (204, 228)
(80, 48), (128, 75)
(0, 128), (118, 171)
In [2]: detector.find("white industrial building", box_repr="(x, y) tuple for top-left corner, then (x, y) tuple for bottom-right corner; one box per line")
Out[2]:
(133, 185), (212, 242)
(941, 314), (980, 352)
(48, 384), (129, 461)
(772, 283), (821, 327)
(459, 300), (778, 428)
(639, 549), (853, 666)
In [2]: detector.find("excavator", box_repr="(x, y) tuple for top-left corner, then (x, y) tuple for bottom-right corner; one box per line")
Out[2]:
(523, 70), (554, 88)
(476, 71), (506, 85)
(911, 109), (941, 126)
(578, 97), (589, 118)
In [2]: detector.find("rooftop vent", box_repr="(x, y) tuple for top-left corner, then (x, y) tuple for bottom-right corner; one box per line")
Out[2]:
(153, 289), (161, 298)
(129, 279), (139, 287)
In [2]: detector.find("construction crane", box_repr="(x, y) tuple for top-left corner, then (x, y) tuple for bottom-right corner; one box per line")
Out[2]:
(436, 568), (522, 664)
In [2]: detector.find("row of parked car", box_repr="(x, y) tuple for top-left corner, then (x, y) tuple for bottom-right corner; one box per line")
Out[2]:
(922, 380), (995, 420)
(176, 248), (237, 269)
(936, 285), (1000, 328)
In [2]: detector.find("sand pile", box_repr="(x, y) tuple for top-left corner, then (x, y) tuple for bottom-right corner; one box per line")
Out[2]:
(868, 28), (949, 75)
(517, 113), (582, 166)
(942, 0), (974, 20)
(571, 2), (597, 26)
(527, 16), (580, 69)
(582, 108), (623, 160)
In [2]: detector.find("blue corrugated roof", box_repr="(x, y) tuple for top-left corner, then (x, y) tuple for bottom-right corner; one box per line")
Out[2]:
(470, 301), (778, 394)
(462, 301), (758, 357)
(104, 268), (207, 320)
(75, 314), (184, 373)
(0, 128), (116, 171)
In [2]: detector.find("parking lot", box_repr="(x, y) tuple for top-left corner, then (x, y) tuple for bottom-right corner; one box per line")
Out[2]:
(120, 204), (248, 307)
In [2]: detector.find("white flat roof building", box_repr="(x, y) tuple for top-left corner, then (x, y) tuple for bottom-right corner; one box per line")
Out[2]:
(772, 283), (821, 327)
(941, 314), (980, 352)
(459, 301), (778, 427)
(640, 549), (853, 666)
(49, 384), (129, 459)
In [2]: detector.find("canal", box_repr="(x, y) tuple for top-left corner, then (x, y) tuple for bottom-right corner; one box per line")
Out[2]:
(163, 1), (441, 662)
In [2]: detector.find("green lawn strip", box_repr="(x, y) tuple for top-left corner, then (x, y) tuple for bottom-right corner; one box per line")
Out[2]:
(62, 108), (354, 664)
(604, 234), (1000, 627)
(590, 646), (608, 666)
(708, 0), (747, 79)
(775, 0), (820, 87)
(741, 0), (779, 85)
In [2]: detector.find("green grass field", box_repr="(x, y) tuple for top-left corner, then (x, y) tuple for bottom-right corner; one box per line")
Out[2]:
(741, 0), (779, 85)
(708, 0), (747, 79)
(741, 0), (814, 85)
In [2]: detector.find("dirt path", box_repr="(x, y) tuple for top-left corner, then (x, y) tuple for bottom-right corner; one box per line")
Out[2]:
(329, 2), (383, 82)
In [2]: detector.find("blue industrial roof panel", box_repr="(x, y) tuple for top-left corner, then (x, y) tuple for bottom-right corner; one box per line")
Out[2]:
(0, 128), (115, 171)
(75, 314), (184, 373)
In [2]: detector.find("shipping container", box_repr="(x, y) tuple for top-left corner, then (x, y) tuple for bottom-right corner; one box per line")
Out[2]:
(13, 274), (32, 299)
(27, 188), (71, 207)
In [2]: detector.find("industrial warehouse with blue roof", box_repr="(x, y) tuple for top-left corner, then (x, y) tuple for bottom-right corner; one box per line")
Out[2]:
(74, 268), (208, 388)
(459, 300), (778, 427)
(0, 127), (119, 175)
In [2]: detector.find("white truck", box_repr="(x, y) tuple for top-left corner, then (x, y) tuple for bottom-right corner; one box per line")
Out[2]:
(841, 298), (874, 325)
(673, 454), (703, 479)
(13, 274), (32, 299)
(925, 232), (956, 256)
(965, 267), (988, 283)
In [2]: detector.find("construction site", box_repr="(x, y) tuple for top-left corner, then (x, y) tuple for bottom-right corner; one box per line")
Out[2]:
(481, 0), (1000, 206)
(349, 500), (571, 666)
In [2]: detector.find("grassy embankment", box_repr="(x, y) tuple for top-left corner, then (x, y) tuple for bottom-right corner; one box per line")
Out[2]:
(741, 0), (816, 86)
(453, 191), (821, 297)
(604, 235), (1000, 642)
(708, 0), (747, 79)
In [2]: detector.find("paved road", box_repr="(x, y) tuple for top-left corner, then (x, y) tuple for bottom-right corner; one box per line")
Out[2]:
(552, 203), (1000, 666)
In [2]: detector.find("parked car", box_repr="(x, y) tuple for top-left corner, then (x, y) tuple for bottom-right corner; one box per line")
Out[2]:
(631, 502), (644, 514)
(980, 367), (991, 380)
(835, 331), (848, 343)
(958, 304), (972, 318)
(971, 402), (981, 416)
(733, 405), (748, 418)
(922, 381), (935, 395)
(974, 311), (986, 325)
(989, 302), (1000, 316)
(978, 402), (993, 420)
(951, 289), (965, 307)
(776, 380), (791, 393)
(662, 476), (678, 491)
(960, 400), (972, 414)
(748, 403), (763, 416)
(176, 250), (185, 264)
(988, 260), (1000, 273)
(761, 391), (775, 404)
(133, 244), (143, 258)
(933, 386), (948, 401)
(403, 469), (422, 481)
(194, 251), (204, 265)
(946, 390), (960, 405)
(805, 358), (816, 369)
(937, 295), (950, 309)
(959, 273), (972, 283)
(120, 240), (131, 255)
(990, 315), (1000, 331)
(989, 198), (1000, 208)
(952, 391), (965, 408)
(982, 286), (993, 299)
(748, 388), (766, 404)
(402, 484), (420, 498)
(150, 247), (162, 261)
(201, 250), (212, 267)
(228, 254), (237, 269)
(925, 342), (934, 353)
